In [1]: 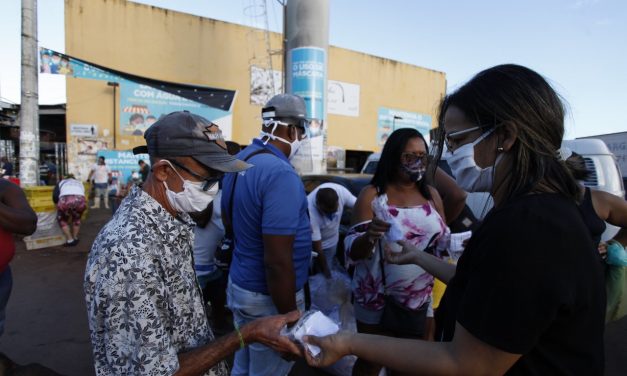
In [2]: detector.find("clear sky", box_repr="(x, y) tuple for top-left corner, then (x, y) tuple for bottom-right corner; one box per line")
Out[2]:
(1, 0), (625, 139)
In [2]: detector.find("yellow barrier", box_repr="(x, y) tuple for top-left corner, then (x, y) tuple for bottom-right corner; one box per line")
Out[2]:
(22, 183), (91, 250)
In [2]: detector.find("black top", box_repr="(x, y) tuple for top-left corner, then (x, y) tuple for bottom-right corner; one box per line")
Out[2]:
(436, 193), (605, 375)
(578, 187), (606, 249)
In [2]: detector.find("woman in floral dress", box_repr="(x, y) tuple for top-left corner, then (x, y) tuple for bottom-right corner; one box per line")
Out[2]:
(344, 128), (449, 376)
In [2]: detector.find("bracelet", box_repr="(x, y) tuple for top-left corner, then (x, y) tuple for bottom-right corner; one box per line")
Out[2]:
(233, 320), (246, 349)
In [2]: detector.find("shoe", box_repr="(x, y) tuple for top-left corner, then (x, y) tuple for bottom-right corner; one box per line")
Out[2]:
(70, 239), (80, 247)
(63, 240), (74, 247)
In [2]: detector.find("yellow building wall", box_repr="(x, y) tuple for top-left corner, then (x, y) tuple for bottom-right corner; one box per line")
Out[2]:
(65, 0), (445, 156)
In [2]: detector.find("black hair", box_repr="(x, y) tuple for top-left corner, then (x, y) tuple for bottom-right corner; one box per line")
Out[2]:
(316, 188), (339, 208)
(435, 64), (579, 204)
(565, 152), (591, 181)
(371, 128), (432, 200)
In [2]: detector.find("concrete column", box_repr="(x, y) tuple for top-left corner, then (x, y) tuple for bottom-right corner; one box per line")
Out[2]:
(285, 0), (329, 174)
(19, 0), (40, 186)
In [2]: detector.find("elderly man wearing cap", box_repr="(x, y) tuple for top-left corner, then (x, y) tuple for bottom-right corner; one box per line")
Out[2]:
(84, 111), (301, 376)
(221, 94), (312, 376)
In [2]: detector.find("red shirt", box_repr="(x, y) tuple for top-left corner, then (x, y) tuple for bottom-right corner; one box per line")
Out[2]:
(0, 227), (15, 273)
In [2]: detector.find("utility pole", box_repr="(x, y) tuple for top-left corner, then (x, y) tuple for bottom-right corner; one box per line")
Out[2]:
(19, 0), (39, 186)
(285, 0), (330, 174)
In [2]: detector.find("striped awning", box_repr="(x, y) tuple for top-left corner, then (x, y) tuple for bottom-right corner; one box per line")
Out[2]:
(123, 105), (149, 114)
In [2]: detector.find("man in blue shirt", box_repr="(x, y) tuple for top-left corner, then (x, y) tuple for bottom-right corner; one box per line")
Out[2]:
(222, 94), (311, 376)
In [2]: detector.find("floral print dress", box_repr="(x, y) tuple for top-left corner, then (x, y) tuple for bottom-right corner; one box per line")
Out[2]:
(345, 193), (449, 320)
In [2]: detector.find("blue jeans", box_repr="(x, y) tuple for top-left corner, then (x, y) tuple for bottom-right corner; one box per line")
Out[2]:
(322, 246), (337, 269)
(0, 267), (13, 337)
(227, 279), (305, 376)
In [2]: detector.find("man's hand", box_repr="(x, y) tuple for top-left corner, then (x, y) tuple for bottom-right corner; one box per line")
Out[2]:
(244, 310), (302, 356)
(303, 331), (353, 368)
(386, 240), (420, 266)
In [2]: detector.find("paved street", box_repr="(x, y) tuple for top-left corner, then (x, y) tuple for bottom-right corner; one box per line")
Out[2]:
(0, 208), (625, 375)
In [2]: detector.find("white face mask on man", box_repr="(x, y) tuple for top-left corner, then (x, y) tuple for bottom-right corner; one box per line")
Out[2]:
(161, 160), (219, 213)
(445, 128), (502, 192)
(259, 120), (308, 160)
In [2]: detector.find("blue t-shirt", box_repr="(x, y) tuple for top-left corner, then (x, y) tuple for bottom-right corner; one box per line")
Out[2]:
(222, 139), (311, 294)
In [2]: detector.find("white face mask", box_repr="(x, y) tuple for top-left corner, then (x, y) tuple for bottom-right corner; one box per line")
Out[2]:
(260, 120), (307, 160)
(444, 129), (501, 192)
(161, 160), (219, 213)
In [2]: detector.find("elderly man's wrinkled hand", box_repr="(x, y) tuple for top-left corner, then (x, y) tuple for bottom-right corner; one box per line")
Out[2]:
(246, 310), (303, 357)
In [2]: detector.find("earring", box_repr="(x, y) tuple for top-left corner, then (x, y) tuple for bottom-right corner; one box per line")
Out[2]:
(497, 146), (504, 152)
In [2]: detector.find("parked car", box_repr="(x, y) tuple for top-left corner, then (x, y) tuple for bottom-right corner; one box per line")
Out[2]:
(301, 173), (372, 196)
(301, 173), (372, 268)
(360, 152), (381, 174)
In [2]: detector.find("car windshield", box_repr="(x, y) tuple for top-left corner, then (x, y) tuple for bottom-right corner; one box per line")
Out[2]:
(362, 161), (378, 174)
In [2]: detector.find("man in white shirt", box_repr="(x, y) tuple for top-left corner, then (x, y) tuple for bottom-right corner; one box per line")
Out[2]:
(307, 182), (357, 277)
(87, 156), (111, 209)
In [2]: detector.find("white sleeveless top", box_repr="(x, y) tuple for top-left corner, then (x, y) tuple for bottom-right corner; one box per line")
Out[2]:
(348, 193), (449, 311)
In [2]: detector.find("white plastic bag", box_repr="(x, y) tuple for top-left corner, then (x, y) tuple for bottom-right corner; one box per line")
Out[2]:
(281, 310), (339, 357)
(371, 195), (404, 244)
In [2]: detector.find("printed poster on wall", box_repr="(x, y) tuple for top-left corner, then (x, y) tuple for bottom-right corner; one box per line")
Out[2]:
(289, 47), (326, 122)
(377, 107), (432, 148)
(119, 82), (233, 139)
(250, 66), (283, 106)
(327, 80), (360, 117)
(40, 47), (236, 140)
(96, 150), (149, 183)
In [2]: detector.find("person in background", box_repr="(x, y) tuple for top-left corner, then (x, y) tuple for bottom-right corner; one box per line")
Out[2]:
(87, 156), (111, 209)
(0, 179), (37, 337)
(221, 94), (311, 376)
(84, 111), (301, 375)
(307, 183), (356, 277)
(138, 159), (150, 183)
(39, 159), (50, 185)
(192, 141), (241, 333)
(564, 151), (627, 250)
(343, 128), (449, 376)
(565, 151), (627, 323)
(107, 175), (122, 214)
(53, 174), (86, 246)
(0, 157), (13, 178)
(304, 64), (606, 376)
(45, 158), (58, 186)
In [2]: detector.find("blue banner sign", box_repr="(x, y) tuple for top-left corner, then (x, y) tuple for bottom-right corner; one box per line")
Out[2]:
(289, 47), (326, 121)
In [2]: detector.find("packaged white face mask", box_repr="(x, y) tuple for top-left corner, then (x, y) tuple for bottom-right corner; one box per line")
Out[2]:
(371, 195), (404, 245)
(281, 310), (339, 357)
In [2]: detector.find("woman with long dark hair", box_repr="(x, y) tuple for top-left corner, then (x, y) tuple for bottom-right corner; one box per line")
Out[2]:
(304, 64), (606, 375)
(343, 127), (449, 375)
